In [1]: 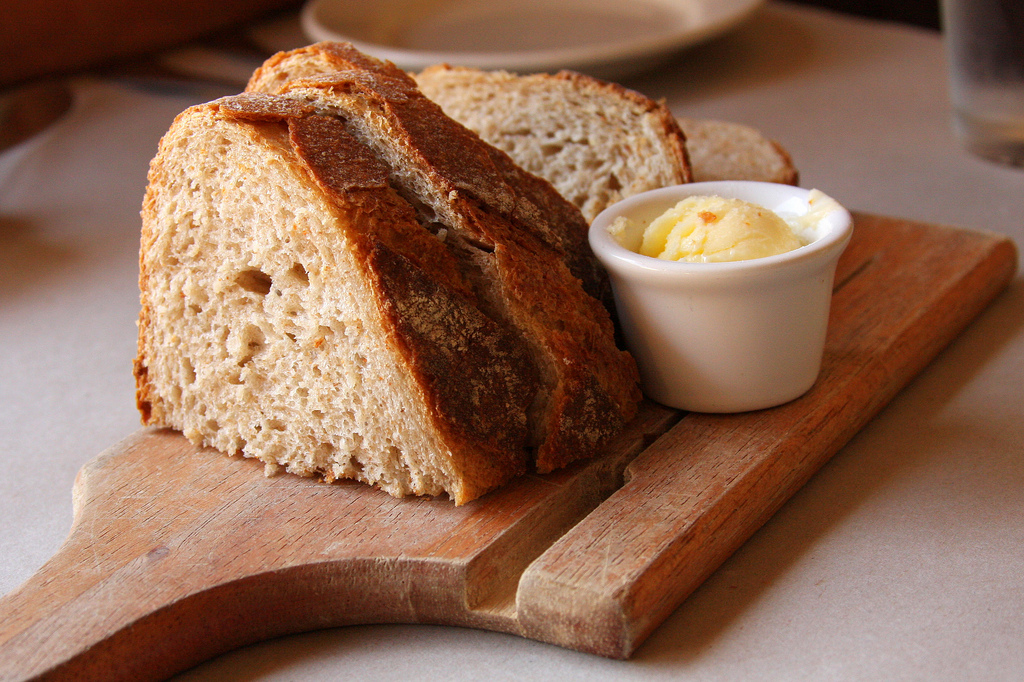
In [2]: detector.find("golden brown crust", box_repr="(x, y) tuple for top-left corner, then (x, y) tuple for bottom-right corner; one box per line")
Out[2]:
(217, 91), (316, 121)
(368, 242), (535, 492)
(769, 140), (800, 185)
(296, 70), (640, 462)
(288, 113), (390, 193)
(286, 69), (518, 219)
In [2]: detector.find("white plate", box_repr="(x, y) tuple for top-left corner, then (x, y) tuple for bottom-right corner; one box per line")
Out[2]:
(300, 0), (764, 79)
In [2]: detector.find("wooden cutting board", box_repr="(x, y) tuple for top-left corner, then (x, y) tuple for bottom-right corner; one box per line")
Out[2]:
(0, 213), (1016, 681)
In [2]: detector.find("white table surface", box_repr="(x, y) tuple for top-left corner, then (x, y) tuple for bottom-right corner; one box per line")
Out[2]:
(2, 2), (1022, 680)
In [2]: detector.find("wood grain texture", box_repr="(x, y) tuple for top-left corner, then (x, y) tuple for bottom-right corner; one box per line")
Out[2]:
(516, 213), (1019, 656)
(0, 214), (1015, 680)
(0, 406), (678, 681)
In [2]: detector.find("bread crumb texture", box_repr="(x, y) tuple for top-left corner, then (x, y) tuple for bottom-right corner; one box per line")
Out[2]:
(136, 45), (640, 505)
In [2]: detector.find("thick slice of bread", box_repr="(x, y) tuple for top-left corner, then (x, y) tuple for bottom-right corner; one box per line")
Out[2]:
(411, 66), (693, 223)
(136, 48), (640, 505)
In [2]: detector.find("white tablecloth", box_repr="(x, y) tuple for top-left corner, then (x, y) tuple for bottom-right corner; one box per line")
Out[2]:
(2, 2), (1022, 679)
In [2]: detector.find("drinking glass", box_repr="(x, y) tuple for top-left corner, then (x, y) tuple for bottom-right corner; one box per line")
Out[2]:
(941, 0), (1024, 166)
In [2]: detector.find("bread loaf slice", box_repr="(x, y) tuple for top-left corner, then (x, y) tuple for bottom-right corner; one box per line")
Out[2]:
(411, 66), (693, 223)
(136, 50), (640, 504)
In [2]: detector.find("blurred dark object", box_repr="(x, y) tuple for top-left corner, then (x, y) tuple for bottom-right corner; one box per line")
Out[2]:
(787, 0), (941, 30)
(0, 81), (74, 151)
(0, 0), (303, 88)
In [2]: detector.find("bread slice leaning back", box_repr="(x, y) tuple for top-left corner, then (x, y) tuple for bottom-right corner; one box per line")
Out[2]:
(412, 65), (694, 223)
(136, 47), (641, 505)
(678, 117), (799, 186)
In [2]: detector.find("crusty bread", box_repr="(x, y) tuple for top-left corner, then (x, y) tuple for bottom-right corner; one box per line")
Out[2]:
(247, 43), (607, 301)
(248, 46), (798, 222)
(677, 117), (799, 186)
(412, 66), (693, 223)
(136, 47), (640, 505)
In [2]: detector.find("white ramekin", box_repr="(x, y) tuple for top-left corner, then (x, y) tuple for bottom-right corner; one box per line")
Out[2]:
(589, 181), (853, 413)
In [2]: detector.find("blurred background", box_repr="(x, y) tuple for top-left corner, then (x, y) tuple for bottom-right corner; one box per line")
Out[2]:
(1, 0), (940, 89)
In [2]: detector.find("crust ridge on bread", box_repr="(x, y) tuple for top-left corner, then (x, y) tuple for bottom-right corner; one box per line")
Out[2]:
(249, 44), (607, 301)
(137, 49), (640, 504)
(256, 52), (694, 223)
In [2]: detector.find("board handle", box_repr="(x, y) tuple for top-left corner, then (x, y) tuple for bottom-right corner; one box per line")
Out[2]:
(0, 538), (401, 681)
(0, 431), (386, 682)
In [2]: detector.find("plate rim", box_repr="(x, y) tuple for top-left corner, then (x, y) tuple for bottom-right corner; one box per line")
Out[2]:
(299, 0), (765, 76)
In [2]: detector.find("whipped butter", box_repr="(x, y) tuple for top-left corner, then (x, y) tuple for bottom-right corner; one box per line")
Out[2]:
(610, 190), (841, 263)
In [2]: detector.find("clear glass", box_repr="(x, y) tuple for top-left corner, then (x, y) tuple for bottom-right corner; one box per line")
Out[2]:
(941, 0), (1024, 166)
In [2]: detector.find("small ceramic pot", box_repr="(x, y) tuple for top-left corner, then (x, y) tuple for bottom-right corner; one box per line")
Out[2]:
(589, 181), (853, 412)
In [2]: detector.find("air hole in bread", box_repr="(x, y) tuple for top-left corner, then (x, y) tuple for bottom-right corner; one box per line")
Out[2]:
(288, 262), (310, 285)
(182, 357), (196, 384)
(236, 324), (265, 365)
(313, 325), (334, 349)
(541, 143), (562, 157)
(607, 174), (622, 192)
(236, 268), (273, 296)
(266, 419), (286, 431)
